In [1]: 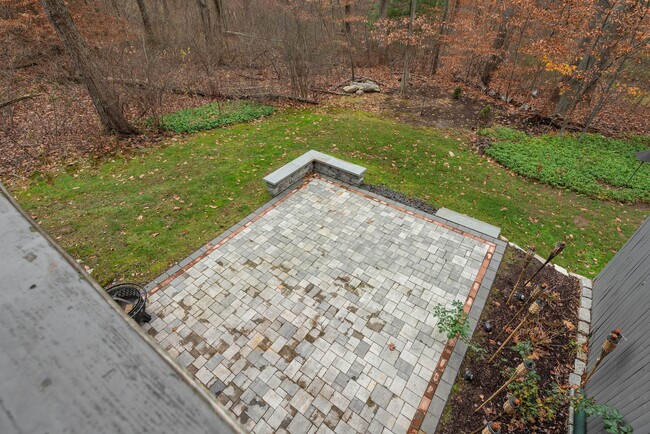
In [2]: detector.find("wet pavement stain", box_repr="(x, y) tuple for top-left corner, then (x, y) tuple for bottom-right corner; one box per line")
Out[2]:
(278, 345), (298, 363)
(180, 330), (204, 350)
(214, 340), (229, 354)
(366, 313), (385, 332)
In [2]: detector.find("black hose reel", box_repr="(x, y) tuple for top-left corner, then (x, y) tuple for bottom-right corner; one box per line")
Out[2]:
(105, 282), (151, 324)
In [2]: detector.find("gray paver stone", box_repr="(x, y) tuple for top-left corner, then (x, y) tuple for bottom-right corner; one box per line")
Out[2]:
(369, 384), (393, 409)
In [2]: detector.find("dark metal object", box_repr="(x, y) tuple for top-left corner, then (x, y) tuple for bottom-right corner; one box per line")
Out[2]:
(464, 369), (474, 381)
(515, 292), (526, 302)
(625, 150), (650, 185)
(483, 321), (493, 333)
(105, 283), (151, 324)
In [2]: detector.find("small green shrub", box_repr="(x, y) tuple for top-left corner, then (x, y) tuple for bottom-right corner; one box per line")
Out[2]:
(507, 373), (563, 422)
(511, 339), (534, 359)
(572, 392), (633, 434)
(479, 105), (491, 119)
(432, 300), (470, 340)
(157, 101), (275, 133)
(477, 105), (493, 128)
(586, 404), (633, 434)
(452, 86), (462, 100)
(431, 301), (485, 355)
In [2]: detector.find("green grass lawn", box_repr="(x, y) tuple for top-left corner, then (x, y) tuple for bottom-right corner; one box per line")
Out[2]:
(484, 127), (650, 202)
(13, 108), (648, 284)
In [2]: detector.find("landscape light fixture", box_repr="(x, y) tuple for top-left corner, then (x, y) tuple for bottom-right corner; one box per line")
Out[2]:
(625, 150), (650, 185)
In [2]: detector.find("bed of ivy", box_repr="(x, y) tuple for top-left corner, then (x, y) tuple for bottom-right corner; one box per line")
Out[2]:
(157, 101), (275, 133)
(482, 127), (650, 202)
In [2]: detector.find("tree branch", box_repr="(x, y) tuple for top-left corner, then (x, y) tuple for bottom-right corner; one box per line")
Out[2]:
(0, 93), (44, 110)
(106, 78), (319, 104)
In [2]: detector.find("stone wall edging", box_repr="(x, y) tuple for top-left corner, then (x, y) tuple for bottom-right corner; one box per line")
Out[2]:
(263, 150), (366, 196)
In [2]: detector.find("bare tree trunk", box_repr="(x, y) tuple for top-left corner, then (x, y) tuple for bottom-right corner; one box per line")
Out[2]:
(480, 6), (514, 87)
(344, 0), (351, 34)
(578, 3), (648, 135)
(40, 0), (137, 135)
(108, 0), (122, 17)
(196, 0), (212, 45)
(553, 0), (613, 117)
(0, 93), (44, 110)
(504, 14), (531, 100)
(579, 53), (627, 140)
(431, 0), (449, 75)
(379, 0), (389, 18)
(212, 0), (225, 32)
(336, 0), (356, 80)
(135, 0), (156, 45)
(160, 0), (171, 33)
(401, 0), (417, 96)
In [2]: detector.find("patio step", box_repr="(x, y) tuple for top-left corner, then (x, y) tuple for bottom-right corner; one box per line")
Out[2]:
(435, 207), (501, 239)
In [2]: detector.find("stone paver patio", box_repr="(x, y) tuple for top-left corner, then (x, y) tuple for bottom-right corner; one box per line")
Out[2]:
(144, 175), (501, 433)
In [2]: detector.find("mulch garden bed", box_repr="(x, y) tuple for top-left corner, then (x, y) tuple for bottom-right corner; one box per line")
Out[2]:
(437, 245), (581, 434)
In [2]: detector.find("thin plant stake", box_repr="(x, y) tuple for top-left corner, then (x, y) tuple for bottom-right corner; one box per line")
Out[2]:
(506, 246), (536, 304)
(489, 299), (545, 363)
(497, 283), (548, 340)
(476, 359), (535, 412)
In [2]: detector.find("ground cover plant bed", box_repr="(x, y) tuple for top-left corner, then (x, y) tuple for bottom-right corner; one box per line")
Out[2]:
(437, 245), (580, 434)
(156, 101), (275, 133)
(482, 127), (650, 202)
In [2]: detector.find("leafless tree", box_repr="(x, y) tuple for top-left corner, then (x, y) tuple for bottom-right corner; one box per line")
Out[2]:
(41, 0), (137, 134)
(135, 0), (156, 45)
(480, 5), (514, 87)
(401, 0), (417, 95)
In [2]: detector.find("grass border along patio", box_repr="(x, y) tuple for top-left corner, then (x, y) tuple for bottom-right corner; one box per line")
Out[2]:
(13, 107), (648, 284)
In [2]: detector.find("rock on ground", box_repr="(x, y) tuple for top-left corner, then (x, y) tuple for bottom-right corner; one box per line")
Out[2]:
(343, 81), (380, 93)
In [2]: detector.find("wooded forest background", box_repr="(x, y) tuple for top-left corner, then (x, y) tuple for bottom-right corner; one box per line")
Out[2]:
(1, 0), (649, 176)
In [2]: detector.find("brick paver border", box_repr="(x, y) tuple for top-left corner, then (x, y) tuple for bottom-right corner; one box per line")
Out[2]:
(408, 243), (495, 433)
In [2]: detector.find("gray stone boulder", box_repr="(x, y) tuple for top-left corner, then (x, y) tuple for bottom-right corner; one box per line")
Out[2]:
(342, 80), (380, 94)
